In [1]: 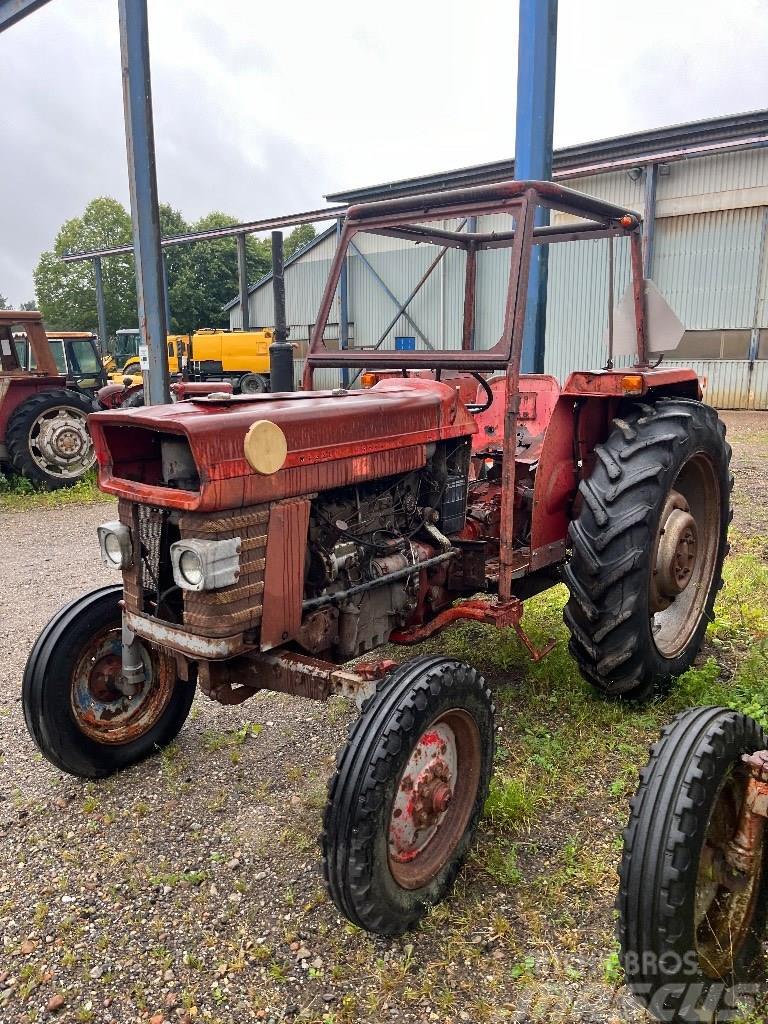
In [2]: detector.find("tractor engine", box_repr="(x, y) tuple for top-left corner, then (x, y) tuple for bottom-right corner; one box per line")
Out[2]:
(299, 441), (471, 660)
(86, 377), (481, 673)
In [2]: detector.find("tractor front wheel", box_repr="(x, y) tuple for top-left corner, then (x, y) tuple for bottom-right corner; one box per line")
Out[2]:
(564, 398), (732, 702)
(23, 585), (195, 778)
(619, 707), (768, 1021)
(323, 656), (495, 934)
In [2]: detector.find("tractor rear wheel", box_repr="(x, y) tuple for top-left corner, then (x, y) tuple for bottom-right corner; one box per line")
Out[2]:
(7, 389), (96, 489)
(619, 707), (768, 1021)
(323, 656), (494, 934)
(23, 585), (195, 778)
(563, 398), (732, 702)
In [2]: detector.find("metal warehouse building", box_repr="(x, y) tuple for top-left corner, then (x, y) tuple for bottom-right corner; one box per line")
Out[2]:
(226, 110), (768, 408)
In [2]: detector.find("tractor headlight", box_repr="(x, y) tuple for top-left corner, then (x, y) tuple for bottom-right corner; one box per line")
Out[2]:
(97, 521), (133, 569)
(170, 538), (241, 592)
(178, 549), (204, 587)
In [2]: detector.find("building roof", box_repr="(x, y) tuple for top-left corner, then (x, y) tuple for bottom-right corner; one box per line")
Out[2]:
(222, 224), (336, 312)
(325, 109), (768, 204)
(226, 110), (768, 312)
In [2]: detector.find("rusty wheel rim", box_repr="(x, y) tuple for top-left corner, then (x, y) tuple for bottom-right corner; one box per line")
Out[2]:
(28, 405), (96, 479)
(387, 709), (481, 890)
(695, 766), (764, 978)
(70, 625), (175, 745)
(650, 453), (720, 659)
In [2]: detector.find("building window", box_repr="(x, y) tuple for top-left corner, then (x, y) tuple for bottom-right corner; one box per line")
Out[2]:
(666, 330), (755, 360)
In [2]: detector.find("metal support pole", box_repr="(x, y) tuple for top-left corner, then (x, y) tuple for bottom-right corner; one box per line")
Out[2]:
(93, 256), (108, 356)
(515, 0), (558, 374)
(117, 0), (170, 406)
(236, 233), (251, 331)
(162, 251), (172, 333)
(461, 216), (478, 350)
(269, 231), (293, 392)
(642, 163), (658, 279)
(337, 219), (349, 387)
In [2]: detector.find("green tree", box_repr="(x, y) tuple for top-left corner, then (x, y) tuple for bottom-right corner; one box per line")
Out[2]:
(0, 293), (9, 310)
(284, 223), (316, 260)
(34, 197), (136, 335)
(19, 299), (37, 311)
(170, 212), (271, 333)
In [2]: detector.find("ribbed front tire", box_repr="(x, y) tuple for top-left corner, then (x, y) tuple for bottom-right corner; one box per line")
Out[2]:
(322, 656), (495, 935)
(619, 707), (768, 1022)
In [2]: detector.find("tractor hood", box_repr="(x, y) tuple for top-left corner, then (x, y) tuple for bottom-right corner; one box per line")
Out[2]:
(89, 377), (477, 512)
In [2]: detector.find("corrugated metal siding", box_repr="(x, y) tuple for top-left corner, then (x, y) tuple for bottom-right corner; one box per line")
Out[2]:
(225, 151), (767, 401)
(559, 170), (644, 212)
(544, 235), (633, 380)
(656, 149), (768, 199)
(664, 359), (768, 410)
(652, 207), (765, 328)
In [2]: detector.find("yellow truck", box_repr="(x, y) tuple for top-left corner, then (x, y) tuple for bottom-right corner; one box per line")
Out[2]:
(107, 328), (275, 394)
(182, 328), (274, 393)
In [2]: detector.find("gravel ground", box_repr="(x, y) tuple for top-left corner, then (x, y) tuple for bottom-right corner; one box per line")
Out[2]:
(0, 411), (766, 1024)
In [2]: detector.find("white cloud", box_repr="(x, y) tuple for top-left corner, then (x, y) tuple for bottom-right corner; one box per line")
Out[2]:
(1, 0), (766, 301)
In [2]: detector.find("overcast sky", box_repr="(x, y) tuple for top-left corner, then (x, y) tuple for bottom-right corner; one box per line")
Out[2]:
(2, 0), (767, 303)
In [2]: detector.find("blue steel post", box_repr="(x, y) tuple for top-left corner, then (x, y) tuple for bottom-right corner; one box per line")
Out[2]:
(337, 219), (349, 387)
(515, 0), (558, 374)
(92, 256), (108, 357)
(117, 0), (170, 405)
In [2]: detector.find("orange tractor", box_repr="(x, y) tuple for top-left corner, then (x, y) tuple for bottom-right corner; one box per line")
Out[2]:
(22, 182), (766, 1011)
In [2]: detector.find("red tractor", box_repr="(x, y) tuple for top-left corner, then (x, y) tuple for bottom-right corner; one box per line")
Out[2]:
(1, 310), (96, 488)
(24, 182), (759, 966)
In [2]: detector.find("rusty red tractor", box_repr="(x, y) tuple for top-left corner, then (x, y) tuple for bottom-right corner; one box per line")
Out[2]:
(24, 181), (765, 976)
(1, 310), (97, 488)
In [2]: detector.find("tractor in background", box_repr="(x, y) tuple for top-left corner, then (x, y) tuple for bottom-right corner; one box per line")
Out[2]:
(13, 329), (107, 399)
(1, 310), (96, 488)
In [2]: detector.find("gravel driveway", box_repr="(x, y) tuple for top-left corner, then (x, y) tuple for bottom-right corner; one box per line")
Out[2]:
(0, 411), (765, 1024)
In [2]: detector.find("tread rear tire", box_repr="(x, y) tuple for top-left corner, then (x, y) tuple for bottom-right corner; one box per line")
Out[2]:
(322, 656), (495, 935)
(619, 707), (768, 1022)
(7, 389), (96, 489)
(563, 398), (732, 702)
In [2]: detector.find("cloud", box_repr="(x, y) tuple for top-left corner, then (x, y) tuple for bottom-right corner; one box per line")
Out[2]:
(1, 0), (766, 303)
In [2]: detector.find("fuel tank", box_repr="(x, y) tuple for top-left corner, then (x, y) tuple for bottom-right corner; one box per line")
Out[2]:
(89, 377), (477, 512)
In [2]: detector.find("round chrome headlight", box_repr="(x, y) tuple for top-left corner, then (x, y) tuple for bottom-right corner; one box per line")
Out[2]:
(103, 532), (124, 567)
(178, 549), (203, 587)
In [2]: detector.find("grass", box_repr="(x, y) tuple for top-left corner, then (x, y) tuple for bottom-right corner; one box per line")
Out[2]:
(0, 468), (106, 512)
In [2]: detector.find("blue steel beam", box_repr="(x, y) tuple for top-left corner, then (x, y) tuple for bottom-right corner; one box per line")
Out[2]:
(515, 0), (558, 374)
(0, 0), (52, 31)
(117, 0), (170, 405)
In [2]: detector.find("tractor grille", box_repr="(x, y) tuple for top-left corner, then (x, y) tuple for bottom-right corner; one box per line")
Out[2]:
(118, 499), (269, 640)
(137, 504), (166, 608)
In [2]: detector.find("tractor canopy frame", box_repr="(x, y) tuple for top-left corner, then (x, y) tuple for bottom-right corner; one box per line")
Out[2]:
(303, 179), (647, 600)
(0, 309), (60, 377)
